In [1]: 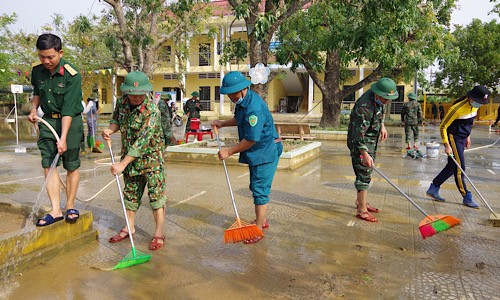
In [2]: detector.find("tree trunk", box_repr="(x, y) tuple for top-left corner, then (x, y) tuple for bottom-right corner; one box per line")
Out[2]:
(319, 50), (342, 128)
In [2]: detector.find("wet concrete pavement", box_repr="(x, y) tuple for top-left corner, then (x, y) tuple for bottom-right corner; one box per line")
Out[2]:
(0, 121), (499, 299)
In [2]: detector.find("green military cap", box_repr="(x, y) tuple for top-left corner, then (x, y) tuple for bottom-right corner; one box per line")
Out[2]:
(407, 92), (417, 100)
(191, 91), (199, 97)
(160, 93), (172, 100)
(120, 71), (153, 95)
(88, 92), (98, 100)
(371, 77), (399, 100)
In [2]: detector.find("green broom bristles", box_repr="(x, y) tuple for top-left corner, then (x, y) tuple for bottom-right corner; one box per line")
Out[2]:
(419, 215), (461, 239)
(113, 249), (152, 270)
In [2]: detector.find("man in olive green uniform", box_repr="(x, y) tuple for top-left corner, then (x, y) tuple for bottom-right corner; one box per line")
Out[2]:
(431, 102), (439, 125)
(347, 77), (399, 222)
(28, 33), (83, 226)
(183, 91), (202, 131)
(401, 92), (422, 150)
(102, 71), (167, 251)
(159, 93), (177, 146)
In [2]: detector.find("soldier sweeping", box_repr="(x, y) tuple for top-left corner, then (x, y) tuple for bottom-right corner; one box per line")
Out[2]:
(211, 71), (282, 244)
(102, 71), (167, 251)
(347, 77), (399, 222)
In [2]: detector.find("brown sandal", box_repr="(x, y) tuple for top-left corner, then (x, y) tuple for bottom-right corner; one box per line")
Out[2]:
(356, 211), (378, 222)
(109, 230), (129, 243)
(149, 236), (165, 251)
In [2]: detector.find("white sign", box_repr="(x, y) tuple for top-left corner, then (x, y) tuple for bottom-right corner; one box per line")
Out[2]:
(11, 85), (23, 94)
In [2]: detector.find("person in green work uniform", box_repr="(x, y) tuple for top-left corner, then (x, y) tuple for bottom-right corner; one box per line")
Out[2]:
(184, 91), (202, 131)
(158, 93), (177, 146)
(211, 71), (282, 244)
(347, 77), (399, 222)
(28, 33), (84, 226)
(401, 92), (422, 150)
(102, 71), (167, 251)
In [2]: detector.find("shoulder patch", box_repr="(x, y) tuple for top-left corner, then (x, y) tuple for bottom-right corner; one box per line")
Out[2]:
(249, 115), (258, 127)
(64, 64), (78, 76)
(32, 61), (42, 67)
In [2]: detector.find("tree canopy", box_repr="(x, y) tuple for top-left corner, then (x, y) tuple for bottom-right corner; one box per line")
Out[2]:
(433, 19), (500, 97)
(275, 0), (455, 127)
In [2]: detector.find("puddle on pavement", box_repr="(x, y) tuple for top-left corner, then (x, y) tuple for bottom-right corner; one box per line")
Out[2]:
(0, 211), (25, 235)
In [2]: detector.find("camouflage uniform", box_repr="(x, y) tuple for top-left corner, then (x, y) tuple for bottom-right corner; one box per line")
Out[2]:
(110, 95), (167, 211)
(347, 90), (385, 191)
(158, 98), (175, 145)
(401, 99), (422, 143)
(183, 97), (201, 131)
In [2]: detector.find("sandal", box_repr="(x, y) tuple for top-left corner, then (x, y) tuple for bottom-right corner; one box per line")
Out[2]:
(36, 214), (64, 227)
(355, 203), (379, 213)
(109, 230), (130, 243)
(65, 209), (80, 222)
(149, 236), (165, 251)
(252, 220), (269, 229)
(356, 211), (378, 222)
(243, 236), (263, 244)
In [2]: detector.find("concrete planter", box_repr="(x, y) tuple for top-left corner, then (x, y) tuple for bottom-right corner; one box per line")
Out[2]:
(311, 130), (348, 140)
(0, 201), (97, 277)
(166, 139), (322, 170)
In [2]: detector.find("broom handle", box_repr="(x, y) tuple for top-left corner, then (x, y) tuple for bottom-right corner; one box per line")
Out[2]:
(107, 139), (137, 250)
(372, 165), (430, 217)
(448, 154), (497, 216)
(212, 126), (241, 222)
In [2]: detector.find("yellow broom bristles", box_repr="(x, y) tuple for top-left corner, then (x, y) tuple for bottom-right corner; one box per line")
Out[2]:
(224, 220), (264, 243)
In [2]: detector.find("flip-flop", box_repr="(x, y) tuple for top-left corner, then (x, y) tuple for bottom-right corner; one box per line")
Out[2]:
(356, 211), (378, 222)
(243, 236), (264, 244)
(36, 214), (64, 227)
(109, 230), (130, 243)
(149, 236), (165, 251)
(65, 209), (80, 222)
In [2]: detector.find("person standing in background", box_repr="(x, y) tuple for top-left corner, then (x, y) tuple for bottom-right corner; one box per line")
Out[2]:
(401, 92), (423, 150)
(184, 91), (201, 131)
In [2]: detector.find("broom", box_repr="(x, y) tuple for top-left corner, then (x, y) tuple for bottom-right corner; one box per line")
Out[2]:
(448, 154), (500, 226)
(212, 126), (264, 243)
(106, 139), (151, 269)
(372, 165), (460, 239)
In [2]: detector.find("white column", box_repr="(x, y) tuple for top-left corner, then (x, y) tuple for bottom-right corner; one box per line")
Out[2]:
(219, 70), (225, 115)
(213, 32), (218, 72)
(180, 74), (186, 112)
(358, 67), (364, 97)
(308, 76), (314, 113)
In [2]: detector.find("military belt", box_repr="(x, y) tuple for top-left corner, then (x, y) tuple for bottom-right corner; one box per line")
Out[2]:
(47, 113), (62, 119)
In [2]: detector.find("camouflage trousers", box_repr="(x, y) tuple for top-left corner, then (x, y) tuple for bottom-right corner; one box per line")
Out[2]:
(123, 168), (167, 211)
(350, 142), (377, 191)
(404, 124), (419, 143)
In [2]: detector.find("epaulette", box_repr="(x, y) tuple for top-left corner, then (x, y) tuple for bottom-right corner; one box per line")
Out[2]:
(32, 61), (42, 67)
(64, 64), (78, 76)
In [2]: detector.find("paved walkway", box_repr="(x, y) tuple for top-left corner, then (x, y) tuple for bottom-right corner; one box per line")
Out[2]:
(0, 123), (499, 299)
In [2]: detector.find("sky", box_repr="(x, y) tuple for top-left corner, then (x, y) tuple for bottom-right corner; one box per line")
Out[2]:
(1, 0), (498, 34)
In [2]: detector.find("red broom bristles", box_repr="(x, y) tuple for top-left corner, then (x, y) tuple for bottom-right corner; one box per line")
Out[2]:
(224, 220), (264, 243)
(418, 215), (461, 239)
